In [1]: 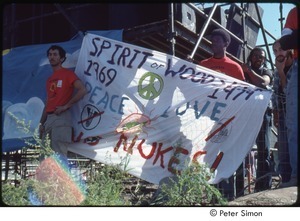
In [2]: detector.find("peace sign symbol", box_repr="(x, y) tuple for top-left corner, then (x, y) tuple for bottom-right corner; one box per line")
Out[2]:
(138, 72), (164, 100)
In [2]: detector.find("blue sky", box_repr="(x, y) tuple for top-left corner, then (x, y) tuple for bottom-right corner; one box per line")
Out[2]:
(256, 3), (295, 44)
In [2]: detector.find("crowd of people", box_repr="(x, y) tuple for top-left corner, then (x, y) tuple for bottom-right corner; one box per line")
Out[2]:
(199, 6), (298, 200)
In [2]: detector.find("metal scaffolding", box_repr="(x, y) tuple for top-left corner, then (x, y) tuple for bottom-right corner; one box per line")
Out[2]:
(3, 3), (285, 69)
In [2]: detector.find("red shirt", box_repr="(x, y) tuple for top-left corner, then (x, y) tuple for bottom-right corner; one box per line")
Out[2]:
(284, 7), (298, 58)
(199, 56), (245, 81)
(46, 68), (79, 113)
(284, 7), (298, 32)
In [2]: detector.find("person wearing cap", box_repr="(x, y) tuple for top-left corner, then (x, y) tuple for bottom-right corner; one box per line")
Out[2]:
(199, 28), (245, 81)
(199, 28), (245, 201)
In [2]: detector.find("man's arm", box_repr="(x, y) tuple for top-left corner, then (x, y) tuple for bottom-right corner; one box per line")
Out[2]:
(241, 64), (271, 88)
(55, 79), (87, 115)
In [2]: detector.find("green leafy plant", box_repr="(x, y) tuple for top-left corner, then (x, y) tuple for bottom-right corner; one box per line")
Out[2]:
(7, 112), (54, 157)
(2, 180), (32, 206)
(81, 163), (130, 206)
(151, 163), (227, 206)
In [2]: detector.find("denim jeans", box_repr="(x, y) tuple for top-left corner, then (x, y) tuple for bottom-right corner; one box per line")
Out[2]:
(217, 175), (235, 201)
(254, 109), (272, 191)
(285, 59), (298, 178)
(277, 108), (292, 182)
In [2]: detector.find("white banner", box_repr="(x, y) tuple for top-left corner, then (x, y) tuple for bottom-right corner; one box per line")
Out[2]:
(68, 33), (271, 184)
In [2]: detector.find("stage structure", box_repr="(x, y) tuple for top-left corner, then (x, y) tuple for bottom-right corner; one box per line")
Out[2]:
(3, 3), (282, 67)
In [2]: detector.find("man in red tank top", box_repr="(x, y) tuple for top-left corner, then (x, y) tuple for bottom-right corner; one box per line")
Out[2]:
(39, 45), (87, 160)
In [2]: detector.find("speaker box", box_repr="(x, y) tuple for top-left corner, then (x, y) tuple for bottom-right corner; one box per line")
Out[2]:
(175, 3), (197, 33)
(199, 5), (227, 36)
(226, 3), (264, 61)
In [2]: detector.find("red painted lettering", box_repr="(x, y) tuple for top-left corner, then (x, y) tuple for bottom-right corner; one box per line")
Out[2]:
(210, 152), (224, 172)
(153, 145), (173, 168)
(192, 150), (207, 164)
(137, 139), (157, 159)
(205, 116), (235, 141)
(72, 131), (83, 142)
(114, 133), (128, 152)
(126, 135), (138, 154)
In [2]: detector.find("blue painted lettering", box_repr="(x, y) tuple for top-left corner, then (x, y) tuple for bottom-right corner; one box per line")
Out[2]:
(194, 100), (210, 119)
(107, 44), (123, 65)
(90, 37), (153, 69)
(118, 97), (129, 115)
(176, 102), (189, 116)
(97, 91), (109, 108)
(89, 86), (102, 104)
(211, 102), (227, 121)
